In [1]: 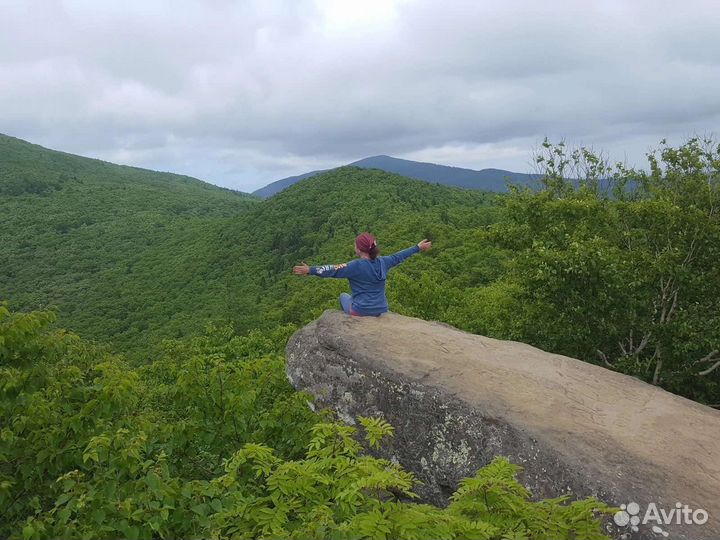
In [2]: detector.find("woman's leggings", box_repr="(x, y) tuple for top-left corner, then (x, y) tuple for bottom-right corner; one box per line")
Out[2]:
(339, 293), (382, 317)
(339, 292), (355, 315)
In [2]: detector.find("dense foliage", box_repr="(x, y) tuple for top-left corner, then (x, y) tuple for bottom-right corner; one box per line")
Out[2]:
(1, 305), (611, 539)
(445, 138), (720, 404)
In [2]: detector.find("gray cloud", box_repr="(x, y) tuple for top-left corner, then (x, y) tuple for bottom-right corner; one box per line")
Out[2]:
(1, 0), (719, 190)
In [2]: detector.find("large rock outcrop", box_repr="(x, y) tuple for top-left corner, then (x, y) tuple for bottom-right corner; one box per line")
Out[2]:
(286, 310), (720, 540)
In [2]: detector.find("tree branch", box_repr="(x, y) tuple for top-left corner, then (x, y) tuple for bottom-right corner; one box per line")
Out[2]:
(652, 346), (663, 385)
(693, 350), (719, 365)
(597, 349), (613, 368)
(618, 331), (651, 357)
(698, 359), (720, 376)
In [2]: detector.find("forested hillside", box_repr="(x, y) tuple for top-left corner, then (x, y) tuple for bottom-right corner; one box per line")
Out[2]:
(0, 134), (258, 353)
(1, 134), (500, 357)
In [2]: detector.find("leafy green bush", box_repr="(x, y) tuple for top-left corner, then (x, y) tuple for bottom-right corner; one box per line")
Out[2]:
(0, 304), (314, 538)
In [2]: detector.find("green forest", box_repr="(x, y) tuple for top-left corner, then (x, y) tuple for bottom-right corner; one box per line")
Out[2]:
(2, 133), (719, 538)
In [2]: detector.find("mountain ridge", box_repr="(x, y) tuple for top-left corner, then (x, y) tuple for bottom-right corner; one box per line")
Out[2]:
(0, 132), (254, 197)
(253, 154), (541, 198)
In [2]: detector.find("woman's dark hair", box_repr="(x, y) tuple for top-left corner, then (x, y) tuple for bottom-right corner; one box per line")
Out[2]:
(368, 244), (379, 260)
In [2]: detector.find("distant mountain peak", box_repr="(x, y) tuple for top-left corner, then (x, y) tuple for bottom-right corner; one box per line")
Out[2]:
(253, 155), (540, 198)
(363, 154), (393, 159)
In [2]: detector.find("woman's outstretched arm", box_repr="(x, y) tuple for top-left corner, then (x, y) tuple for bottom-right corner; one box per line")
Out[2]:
(292, 260), (360, 278)
(382, 239), (432, 269)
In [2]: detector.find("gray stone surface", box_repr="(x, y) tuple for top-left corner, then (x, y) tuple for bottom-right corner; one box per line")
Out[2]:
(286, 310), (720, 540)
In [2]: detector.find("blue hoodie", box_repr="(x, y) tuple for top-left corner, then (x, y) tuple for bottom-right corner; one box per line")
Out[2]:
(309, 244), (421, 315)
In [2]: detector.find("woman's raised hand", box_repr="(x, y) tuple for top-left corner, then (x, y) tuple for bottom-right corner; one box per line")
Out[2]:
(293, 262), (310, 275)
(417, 239), (432, 251)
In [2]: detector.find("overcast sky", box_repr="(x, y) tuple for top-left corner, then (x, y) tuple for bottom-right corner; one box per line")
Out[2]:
(2, 0), (719, 192)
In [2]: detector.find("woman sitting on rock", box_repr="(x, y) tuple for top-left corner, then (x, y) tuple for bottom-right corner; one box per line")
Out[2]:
(292, 232), (432, 317)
